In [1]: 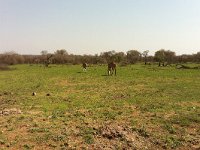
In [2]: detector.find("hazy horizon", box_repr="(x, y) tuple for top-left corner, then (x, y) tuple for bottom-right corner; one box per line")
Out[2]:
(1, 0), (200, 56)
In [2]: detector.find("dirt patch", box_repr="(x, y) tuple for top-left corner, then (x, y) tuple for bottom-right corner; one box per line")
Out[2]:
(113, 93), (131, 100)
(163, 111), (176, 119)
(96, 123), (153, 149)
(28, 110), (43, 115)
(0, 108), (22, 116)
(178, 101), (200, 107)
(56, 80), (69, 86)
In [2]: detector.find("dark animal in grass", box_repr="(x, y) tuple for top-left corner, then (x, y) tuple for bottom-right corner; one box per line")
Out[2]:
(44, 55), (53, 67)
(32, 92), (36, 96)
(108, 62), (116, 76)
(82, 63), (87, 72)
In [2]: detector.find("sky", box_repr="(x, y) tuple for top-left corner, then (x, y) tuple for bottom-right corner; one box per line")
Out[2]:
(0, 0), (200, 55)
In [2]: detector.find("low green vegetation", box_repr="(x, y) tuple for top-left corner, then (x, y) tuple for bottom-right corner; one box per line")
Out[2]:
(0, 64), (199, 149)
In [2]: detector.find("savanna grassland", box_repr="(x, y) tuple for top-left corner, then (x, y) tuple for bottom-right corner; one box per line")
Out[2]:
(0, 64), (199, 150)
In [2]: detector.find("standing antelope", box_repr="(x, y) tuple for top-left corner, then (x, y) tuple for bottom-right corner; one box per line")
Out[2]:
(108, 62), (116, 76)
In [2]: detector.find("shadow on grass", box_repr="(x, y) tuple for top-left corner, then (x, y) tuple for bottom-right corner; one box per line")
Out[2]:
(101, 74), (109, 76)
(77, 71), (87, 73)
(0, 64), (15, 71)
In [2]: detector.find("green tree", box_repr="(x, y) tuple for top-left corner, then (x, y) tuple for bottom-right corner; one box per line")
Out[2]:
(165, 50), (176, 64)
(54, 49), (68, 64)
(127, 50), (141, 64)
(100, 50), (116, 63)
(154, 49), (165, 66)
(114, 52), (126, 63)
(142, 50), (149, 65)
(55, 49), (68, 55)
(154, 49), (176, 66)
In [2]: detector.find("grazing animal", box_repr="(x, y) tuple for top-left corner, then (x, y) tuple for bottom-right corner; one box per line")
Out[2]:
(82, 63), (87, 71)
(32, 92), (36, 96)
(108, 62), (116, 76)
(44, 55), (53, 67)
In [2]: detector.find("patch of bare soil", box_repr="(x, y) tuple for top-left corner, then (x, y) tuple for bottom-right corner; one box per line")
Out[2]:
(0, 108), (22, 116)
(27, 110), (43, 116)
(92, 123), (155, 150)
(56, 79), (68, 86)
(178, 101), (200, 107)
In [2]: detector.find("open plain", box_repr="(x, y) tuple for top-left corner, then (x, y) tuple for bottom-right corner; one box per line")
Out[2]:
(0, 64), (199, 149)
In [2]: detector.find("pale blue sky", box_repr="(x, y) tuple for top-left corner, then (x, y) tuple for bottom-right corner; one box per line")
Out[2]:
(0, 0), (200, 55)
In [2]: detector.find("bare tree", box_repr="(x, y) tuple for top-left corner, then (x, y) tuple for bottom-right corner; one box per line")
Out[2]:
(41, 50), (48, 55)
(195, 52), (200, 63)
(0, 51), (25, 65)
(53, 49), (68, 64)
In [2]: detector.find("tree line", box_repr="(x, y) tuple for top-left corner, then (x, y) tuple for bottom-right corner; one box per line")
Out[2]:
(1, 49), (200, 66)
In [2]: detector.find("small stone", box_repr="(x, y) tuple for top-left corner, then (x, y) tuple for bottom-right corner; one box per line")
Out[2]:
(48, 115), (52, 119)
(32, 92), (36, 96)
(3, 111), (9, 116)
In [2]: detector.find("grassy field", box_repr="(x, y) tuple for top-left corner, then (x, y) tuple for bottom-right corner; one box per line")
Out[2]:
(0, 64), (199, 149)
